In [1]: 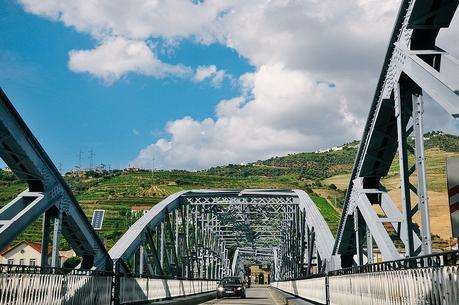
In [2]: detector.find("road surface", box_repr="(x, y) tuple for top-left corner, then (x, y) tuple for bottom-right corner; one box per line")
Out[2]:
(199, 286), (281, 305)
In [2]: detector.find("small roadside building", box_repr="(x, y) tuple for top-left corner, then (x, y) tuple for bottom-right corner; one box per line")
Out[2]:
(0, 241), (51, 266)
(0, 241), (78, 267)
(249, 265), (271, 285)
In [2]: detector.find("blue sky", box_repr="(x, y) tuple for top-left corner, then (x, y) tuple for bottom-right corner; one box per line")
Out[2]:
(1, 0), (458, 171)
(1, 1), (252, 170)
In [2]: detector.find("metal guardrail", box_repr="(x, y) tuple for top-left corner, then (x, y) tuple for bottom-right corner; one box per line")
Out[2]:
(0, 264), (218, 305)
(328, 266), (458, 305)
(0, 265), (113, 305)
(119, 277), (217, 304)
(329, 250), (459, 275)
(271, 277), (327, 304)
(272, 251), (459, 305)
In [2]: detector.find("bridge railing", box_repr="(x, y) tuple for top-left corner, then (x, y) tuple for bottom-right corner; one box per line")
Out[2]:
(0, 264), (218, 305)
(271, 273), (327, 304)
(272, 251), (459, 305)
(118, 275), (217, 304)
(0, 264), (113, 305)
(328, 265), (457, 305)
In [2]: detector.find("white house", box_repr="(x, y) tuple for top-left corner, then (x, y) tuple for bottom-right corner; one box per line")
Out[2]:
(0, 241), (51, 266)
(0, 241), (74, 267)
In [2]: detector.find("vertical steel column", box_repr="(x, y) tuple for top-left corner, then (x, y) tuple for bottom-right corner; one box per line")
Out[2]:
(354, 208), (364, 266)
(132, 249), (137, 273)
(306, 227), (315, 275)
(51, 210), (62, 268)
(196, 206), (200, 278)
(191, 205), (199, 278)
(295, 206), (302, 277)
(220, 243), (225, 278)
(175, 209), (179, 274)
(224, 248), (229, 277)
(205, 213), (210, 279)
(273, 247), (278, 281)
(211, 256), (215, 279)
(395, 83), (415, 257)
(412, 94), (432, 255)
(185, 205), (190, 278)
(40, 211), (52, 267)
(366, 226), (374, 264)
(160, 222), (165, 269)
(139, 245), (144, 275)
(300, 211), (306, 277)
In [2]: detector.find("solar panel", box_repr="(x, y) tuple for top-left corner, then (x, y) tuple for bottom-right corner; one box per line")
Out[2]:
(91, 209), (105, 230)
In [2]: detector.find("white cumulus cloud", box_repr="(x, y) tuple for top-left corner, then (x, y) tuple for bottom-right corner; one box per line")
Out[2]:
(193, 65), (228, 87)
(132, 64), (363, 169)
(17, 0), (459, 169)
(68, 37), (191, 83)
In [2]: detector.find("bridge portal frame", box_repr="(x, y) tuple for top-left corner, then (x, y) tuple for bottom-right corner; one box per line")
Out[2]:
(109, 189), (339, 282)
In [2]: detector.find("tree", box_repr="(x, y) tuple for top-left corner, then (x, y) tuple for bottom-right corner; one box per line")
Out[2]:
(63, 256), (81, 269)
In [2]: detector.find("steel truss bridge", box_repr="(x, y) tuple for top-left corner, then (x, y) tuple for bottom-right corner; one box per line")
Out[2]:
(0, 0), (459, 304)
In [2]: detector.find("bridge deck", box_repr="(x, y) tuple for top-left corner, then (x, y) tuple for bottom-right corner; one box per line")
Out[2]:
(200, 286), (280, 305)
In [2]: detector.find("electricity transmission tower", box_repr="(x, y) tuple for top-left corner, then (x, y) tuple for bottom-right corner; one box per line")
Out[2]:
(88, 149), (95, 170)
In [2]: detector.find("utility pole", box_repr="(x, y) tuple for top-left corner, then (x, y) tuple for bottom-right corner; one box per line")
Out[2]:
(88, 149), (95, 170)
(77, 150), (84, 169)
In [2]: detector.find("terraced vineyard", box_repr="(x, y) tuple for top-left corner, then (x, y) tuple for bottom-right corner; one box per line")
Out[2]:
(0, 131), (457, 250)
(0, 169), (335, 249)
(71, 171), (326, 248)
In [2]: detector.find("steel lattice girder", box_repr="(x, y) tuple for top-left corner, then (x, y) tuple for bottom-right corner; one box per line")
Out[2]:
(109, 189), (338, 279)
(0, 88), (111, 270)
(334, 0), (459, 266)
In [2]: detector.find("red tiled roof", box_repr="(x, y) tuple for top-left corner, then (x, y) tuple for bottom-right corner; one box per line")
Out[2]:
(131, 206), (150, 210)
(0, 241), (52, 256)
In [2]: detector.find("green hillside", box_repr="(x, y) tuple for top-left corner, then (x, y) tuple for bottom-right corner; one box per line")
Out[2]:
(205, 132), (458, 180)
(0, 131), (457, 250)
(205, 142), (358, 180)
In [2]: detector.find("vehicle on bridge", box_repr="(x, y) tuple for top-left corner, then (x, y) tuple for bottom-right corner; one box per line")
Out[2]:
(216, 276), (246, 299)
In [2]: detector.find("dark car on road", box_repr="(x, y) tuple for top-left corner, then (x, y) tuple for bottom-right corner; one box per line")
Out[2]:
(216, 276), (246, 299)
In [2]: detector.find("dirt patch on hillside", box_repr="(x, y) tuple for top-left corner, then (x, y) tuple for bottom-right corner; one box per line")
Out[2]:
(387, 189), (452, 241)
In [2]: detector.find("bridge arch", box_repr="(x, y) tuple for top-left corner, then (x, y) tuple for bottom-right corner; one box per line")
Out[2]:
(109, 189), (338, 280)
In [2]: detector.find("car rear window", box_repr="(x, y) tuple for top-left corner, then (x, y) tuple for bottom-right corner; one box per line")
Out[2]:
(221, 277), (241, 284)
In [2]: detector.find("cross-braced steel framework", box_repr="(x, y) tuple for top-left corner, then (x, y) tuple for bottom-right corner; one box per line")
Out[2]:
(334, 0), (459, 268)
(0, 89), (111, 270)
(109, 190), (338, 281)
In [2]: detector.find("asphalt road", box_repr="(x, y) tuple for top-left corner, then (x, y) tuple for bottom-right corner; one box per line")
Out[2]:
(199, 286), (281, 305)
